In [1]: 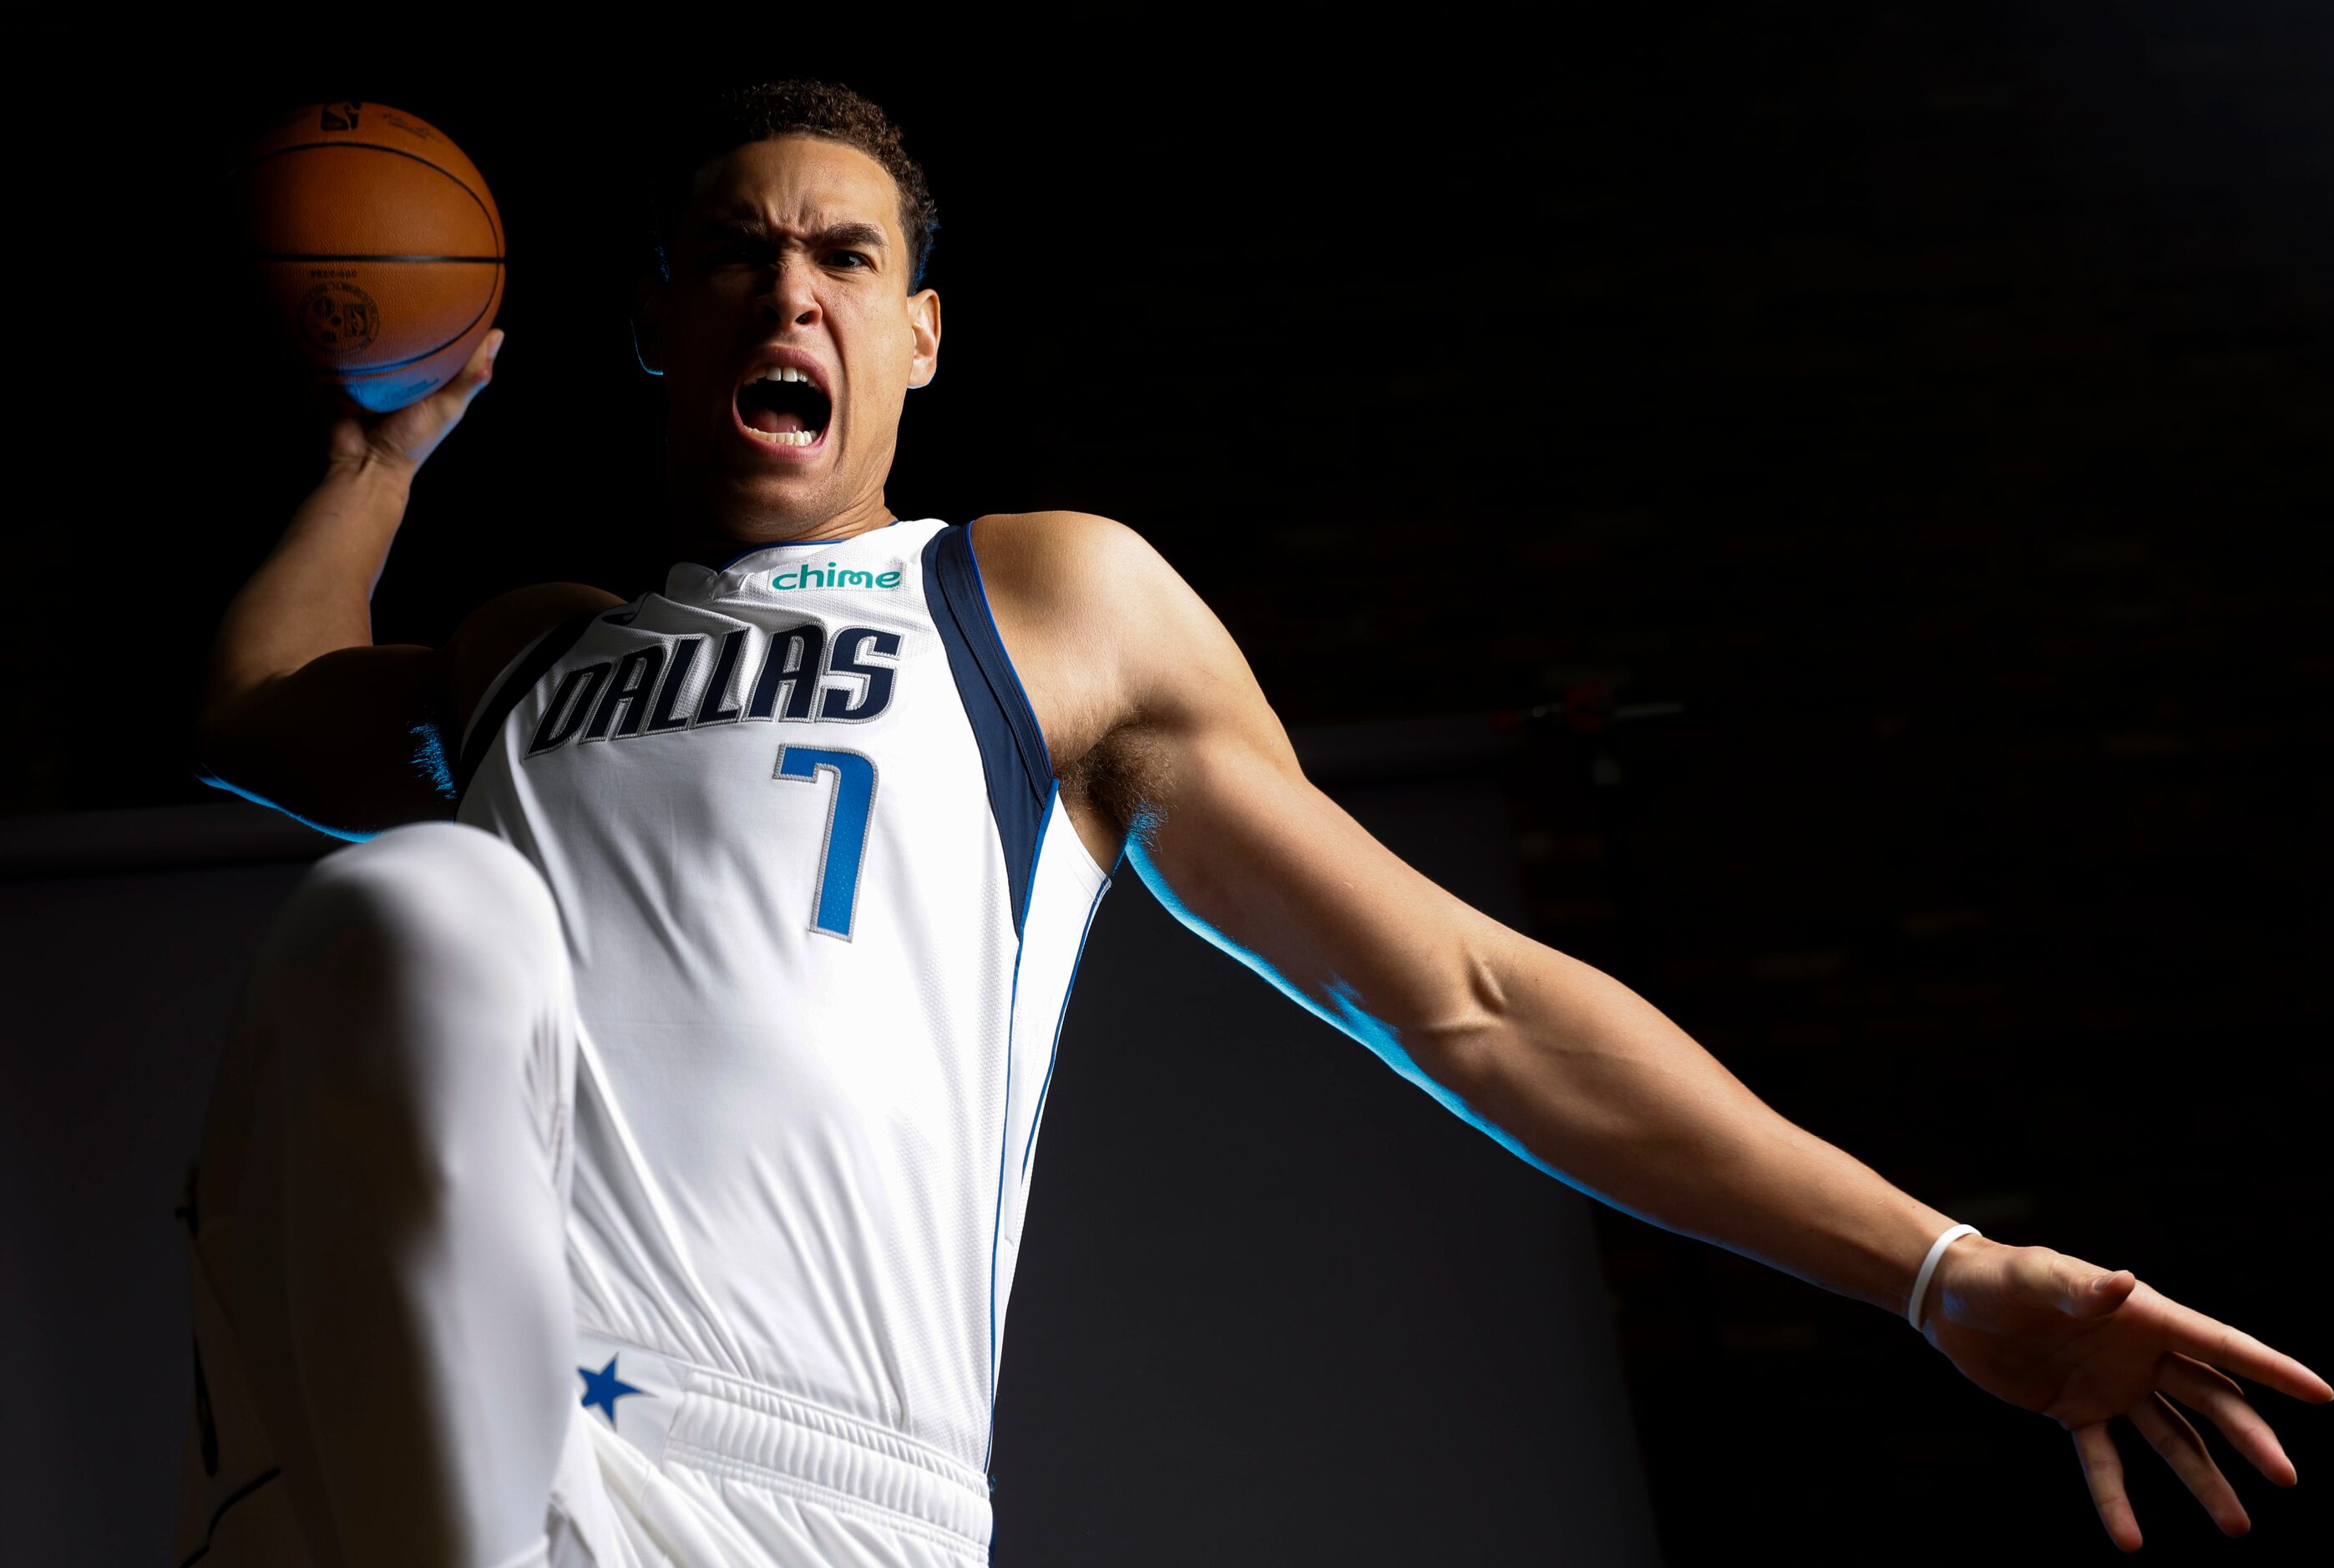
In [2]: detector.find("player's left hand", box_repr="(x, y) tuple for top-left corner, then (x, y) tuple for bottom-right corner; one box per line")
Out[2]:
(1921, 1237), (2331, 1552)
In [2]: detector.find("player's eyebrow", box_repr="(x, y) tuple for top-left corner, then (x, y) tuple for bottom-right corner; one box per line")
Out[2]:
(808, 222), (889, 253)
(694, 214), (889, 254)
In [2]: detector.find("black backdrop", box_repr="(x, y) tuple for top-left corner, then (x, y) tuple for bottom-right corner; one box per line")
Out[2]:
(13, 5), (2333, 1563)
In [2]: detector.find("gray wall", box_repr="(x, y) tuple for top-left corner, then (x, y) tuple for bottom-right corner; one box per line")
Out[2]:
(1, 771), (1658, 1566)
(3, 854), (311, 1562)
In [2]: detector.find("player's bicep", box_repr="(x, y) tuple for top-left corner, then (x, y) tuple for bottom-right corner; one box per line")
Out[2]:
(987, 509), (1520, 1085)
(1129, 717), (1514, 1075)
(195, 581), (621, 842)
(1117, 580), (1520, 1091)
(195, 642), (463, 841)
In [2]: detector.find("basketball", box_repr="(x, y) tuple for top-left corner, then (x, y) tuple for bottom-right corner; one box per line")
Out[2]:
(241, 102), (505, 414)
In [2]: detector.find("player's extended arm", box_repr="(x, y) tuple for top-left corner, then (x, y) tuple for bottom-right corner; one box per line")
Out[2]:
(995, 512), (2329, 1555)
(196, 330), (618, 839)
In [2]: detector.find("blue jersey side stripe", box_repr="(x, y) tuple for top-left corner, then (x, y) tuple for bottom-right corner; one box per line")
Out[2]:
(922, 524), (1052, 936)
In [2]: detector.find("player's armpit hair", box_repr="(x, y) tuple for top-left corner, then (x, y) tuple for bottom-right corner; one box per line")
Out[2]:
(1069, 722), (1171, 856)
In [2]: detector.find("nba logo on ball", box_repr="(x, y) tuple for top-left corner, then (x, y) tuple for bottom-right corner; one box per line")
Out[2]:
(301, 281), (379, 356)
(242, 102), (505, 413)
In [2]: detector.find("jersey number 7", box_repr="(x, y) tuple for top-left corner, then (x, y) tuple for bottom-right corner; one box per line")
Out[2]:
(773, 745), (878, 940)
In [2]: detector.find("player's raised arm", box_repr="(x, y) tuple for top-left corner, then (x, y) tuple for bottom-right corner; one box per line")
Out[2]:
(977, 509), (2329, 1555)
(196, 331), (620, 839)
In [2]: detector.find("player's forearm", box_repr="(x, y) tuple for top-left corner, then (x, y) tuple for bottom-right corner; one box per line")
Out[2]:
(1449, 937), (1958, 1318)
(200, 453), (417, 721)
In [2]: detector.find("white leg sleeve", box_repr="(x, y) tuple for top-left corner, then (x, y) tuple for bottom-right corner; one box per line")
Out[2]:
(194, 821), (584, 1568)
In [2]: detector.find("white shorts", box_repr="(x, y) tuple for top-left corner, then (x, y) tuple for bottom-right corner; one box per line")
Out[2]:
(546, 1326), (996, 1568)
(175, 1252), (991, 1567)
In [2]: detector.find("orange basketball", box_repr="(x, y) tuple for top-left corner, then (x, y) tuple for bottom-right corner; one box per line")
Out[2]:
(241, 102), (505, 414)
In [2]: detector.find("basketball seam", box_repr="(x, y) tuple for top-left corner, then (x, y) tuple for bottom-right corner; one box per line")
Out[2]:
(240, 139), (503, 251)
(246, 137), (506, 382)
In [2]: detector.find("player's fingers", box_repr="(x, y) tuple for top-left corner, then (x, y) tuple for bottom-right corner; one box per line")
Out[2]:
(2152, 1291), (2334, 1404)
(398, 328), (503, 428)
(2159, 1352), (2300, 1487)
(2073, 1421), (2144, 1554)
(2129, 1388), (2251, 1538)
(372, 329), (503, 463)
(443, 329), (505, 410)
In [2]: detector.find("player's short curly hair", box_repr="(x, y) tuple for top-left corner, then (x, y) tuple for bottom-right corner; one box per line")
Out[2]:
(651, 80), (939, 290)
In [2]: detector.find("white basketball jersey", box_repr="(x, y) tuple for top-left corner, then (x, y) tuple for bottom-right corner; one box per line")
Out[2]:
(453, 517), (1115, 1504)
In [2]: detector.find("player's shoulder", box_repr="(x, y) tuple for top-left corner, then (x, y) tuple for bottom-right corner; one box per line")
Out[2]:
(964, 510), (1257, 727)
(446, 581), (627, 737)
(965, 510), (1182, 612)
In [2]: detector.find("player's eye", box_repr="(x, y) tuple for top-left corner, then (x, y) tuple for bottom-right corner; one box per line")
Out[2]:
(828, 251), (872, 271)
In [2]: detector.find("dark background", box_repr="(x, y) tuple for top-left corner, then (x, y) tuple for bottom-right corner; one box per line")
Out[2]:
(12, 4), (2332, 1562)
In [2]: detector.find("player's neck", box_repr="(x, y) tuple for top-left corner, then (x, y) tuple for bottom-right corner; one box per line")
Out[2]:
(668, 496), (900, 569)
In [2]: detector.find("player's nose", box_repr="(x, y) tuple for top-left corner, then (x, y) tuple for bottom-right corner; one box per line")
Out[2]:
(753, 256), (821, 330)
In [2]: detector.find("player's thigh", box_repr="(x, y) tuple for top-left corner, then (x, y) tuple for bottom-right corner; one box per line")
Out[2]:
(193, 821), (576, 1223)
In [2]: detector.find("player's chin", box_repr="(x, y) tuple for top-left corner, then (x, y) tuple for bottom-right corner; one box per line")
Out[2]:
(710, 430), (840, 505)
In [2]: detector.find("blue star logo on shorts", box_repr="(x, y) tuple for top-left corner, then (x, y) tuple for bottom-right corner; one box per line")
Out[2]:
(577, 1355), (646, 1425)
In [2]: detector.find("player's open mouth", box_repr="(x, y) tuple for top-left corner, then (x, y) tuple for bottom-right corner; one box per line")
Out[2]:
(734, 366), (832, 450)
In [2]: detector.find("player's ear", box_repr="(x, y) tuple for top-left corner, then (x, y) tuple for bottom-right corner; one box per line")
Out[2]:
(631, 271), (667, 377)
(906, 289), (940, 389)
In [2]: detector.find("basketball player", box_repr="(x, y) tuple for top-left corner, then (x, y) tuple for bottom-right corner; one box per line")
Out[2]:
(175, 83), (2326, 1567)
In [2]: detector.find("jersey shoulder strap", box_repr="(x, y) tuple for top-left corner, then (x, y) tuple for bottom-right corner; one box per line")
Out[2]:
(922, 524), (1054, 933)
(453, 604), (611, 799)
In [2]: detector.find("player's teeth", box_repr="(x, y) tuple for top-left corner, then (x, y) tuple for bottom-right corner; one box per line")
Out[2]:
(746, 427), (817, 446)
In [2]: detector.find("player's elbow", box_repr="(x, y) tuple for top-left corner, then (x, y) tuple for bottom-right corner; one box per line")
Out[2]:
(1399, 937), (1518, 1095)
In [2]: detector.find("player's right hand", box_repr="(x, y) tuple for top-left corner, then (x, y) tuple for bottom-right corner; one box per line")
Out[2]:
(326, 327), (505, 478)
(1924, 1237), (2328, 1552)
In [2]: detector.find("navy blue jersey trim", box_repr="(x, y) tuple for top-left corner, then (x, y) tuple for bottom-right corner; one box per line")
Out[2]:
(453, 606), (607, 799)
(923, 524), (1053, 935)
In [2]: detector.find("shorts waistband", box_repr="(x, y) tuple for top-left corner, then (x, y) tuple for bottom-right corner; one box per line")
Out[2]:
(594, 1335), (995, 1556)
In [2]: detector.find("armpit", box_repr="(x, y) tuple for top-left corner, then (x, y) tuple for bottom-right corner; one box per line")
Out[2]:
(1061, 721), (1172, 854)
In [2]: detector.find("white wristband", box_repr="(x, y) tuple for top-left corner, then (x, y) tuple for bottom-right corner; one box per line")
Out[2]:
(1907, 1222), (1982, 1332)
